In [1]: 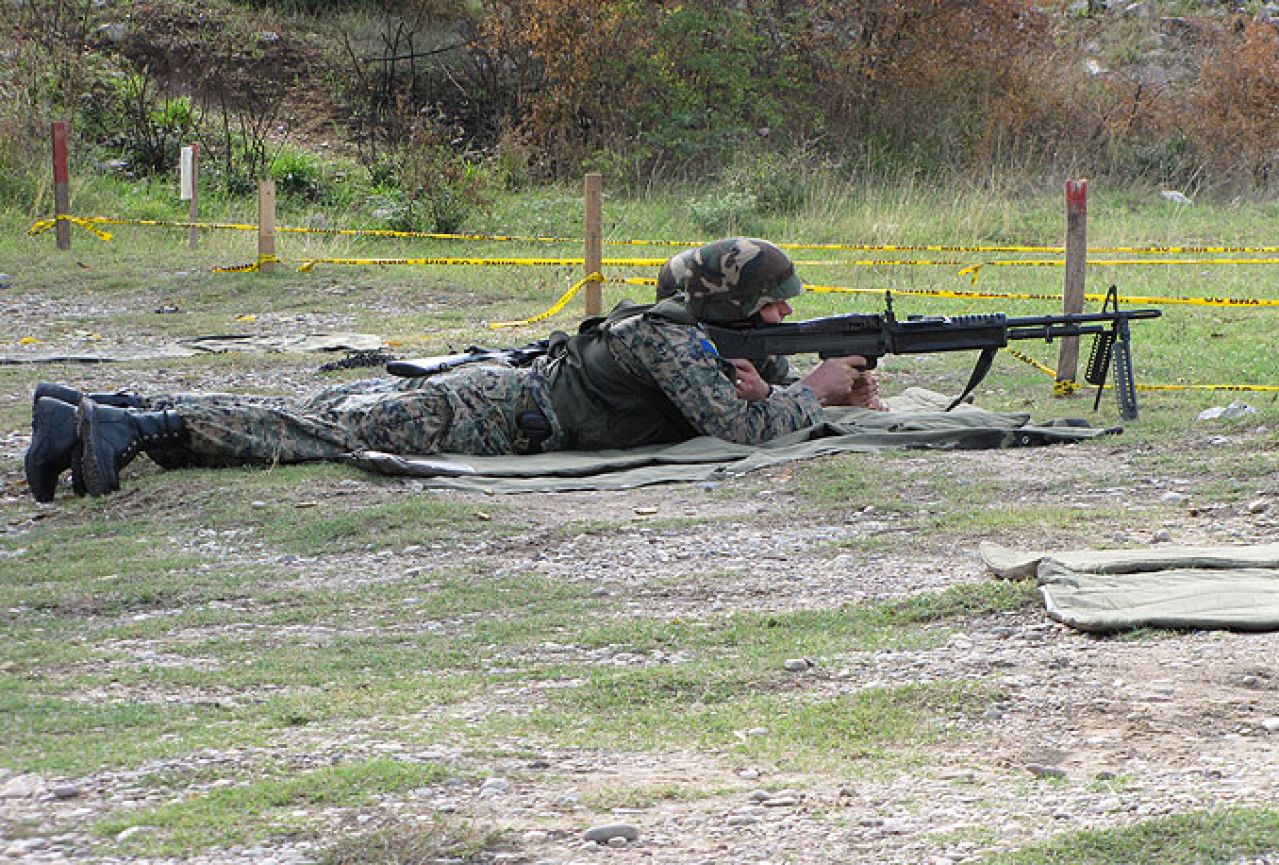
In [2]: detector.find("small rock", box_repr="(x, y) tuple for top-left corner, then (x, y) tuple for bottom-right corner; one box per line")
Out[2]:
(1246, 499), (1271, 515)
(607, 836), (630, 848)
(115, 826), (149, 842)
(479, 777), (510, 797)
(0, 273), (13, 289)
(583, 823), (639, 844)
(1027, 764), (1067, 780)
(726, 814), (759, 826)
(51, 783), (81, 799)
(1198, 402), (1257, 421)
(762, 796), (799, 807)
(0, 774), (42, 798)
(1160, 492), (1187, 504)
(1151, 529), (1173, 543)
(783, 658), (812, 672)
(6, 838), (48, 855)
(1261, 718), (1279, 733)
(738, 768), (760, 780)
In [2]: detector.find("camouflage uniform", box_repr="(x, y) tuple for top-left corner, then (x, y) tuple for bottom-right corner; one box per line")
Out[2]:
(144, 310), (822, 463)
(656, 243), (797, 386)
(145, 365), (547, 463)
(131, 238), (822, 464)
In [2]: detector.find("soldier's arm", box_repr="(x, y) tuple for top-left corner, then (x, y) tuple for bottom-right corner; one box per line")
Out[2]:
(611, 319), (824, 445)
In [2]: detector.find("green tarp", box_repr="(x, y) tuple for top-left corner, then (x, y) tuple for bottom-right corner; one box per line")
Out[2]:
(350, 388), (1117, 493)
(982, 542), (1279, 632)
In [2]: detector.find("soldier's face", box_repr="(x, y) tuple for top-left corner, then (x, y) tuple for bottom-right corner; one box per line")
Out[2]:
(756, 300), (793, 324)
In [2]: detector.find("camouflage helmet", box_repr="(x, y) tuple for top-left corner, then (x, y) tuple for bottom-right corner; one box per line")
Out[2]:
(655, 248), (696, 301)
(679, 238), (803, 323)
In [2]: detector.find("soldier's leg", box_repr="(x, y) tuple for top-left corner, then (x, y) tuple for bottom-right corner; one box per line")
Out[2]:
(176, 382), (469, 464)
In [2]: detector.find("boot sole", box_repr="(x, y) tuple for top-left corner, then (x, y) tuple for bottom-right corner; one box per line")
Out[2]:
(76, 400), (118, 497)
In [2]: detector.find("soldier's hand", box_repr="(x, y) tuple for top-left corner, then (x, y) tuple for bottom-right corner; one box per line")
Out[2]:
(730, 359), (771, 402)
(803, 356), (888, 410)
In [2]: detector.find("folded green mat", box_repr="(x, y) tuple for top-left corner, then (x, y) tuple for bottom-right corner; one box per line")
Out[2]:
(982, 542), (1279, 632)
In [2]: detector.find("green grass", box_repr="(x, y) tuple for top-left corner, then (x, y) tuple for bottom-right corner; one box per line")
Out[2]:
(3, 178), (1277, 861)
(985, 807), (1279, 865)
(95, 758), (452, 856)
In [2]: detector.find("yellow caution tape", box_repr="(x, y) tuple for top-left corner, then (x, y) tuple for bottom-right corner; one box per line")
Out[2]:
(1131, 382), (1279, 393)
(29, 214), (258, 237)
(1005, 349), (1278, 393)
(212, 254), (280, 273)
(28, 215), (114, 241)
(488, 272), (604, 329)
(1006, 350), (1060, 378)
(295, 256), (665, 272)
(29, 213), (1279, 258)
(807, 283), (1279, 309)
(961, 258), (1279, 286)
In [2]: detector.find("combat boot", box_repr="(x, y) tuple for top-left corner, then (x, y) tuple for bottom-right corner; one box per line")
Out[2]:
(34, 382), (147, 409)
(24, 397), (85, 502)
(76, 399), (187, 497)
(35, 382), (192, 471)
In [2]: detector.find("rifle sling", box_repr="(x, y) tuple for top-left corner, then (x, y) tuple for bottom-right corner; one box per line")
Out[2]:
(945, 347), (998, 411)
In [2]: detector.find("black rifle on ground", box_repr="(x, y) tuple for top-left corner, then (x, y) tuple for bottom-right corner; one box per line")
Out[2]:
(386, 340), (550, 378)
(703, 286), (1162, 420)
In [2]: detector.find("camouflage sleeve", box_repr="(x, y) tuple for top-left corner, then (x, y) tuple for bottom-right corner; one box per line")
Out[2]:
(753, 354), (798, 385)
(608, 317), (824, 444)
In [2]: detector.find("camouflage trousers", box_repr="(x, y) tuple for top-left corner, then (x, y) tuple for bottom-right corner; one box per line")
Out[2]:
(148, 365), (532, 465)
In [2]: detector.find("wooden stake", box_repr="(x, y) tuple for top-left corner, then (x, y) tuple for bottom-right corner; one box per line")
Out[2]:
(184, 143), (200, 251)
(258, 179), (277, 273)
(1056, 179), (1088, 388)
(584, 173), (602, 317)
(51, 122), (71, 251)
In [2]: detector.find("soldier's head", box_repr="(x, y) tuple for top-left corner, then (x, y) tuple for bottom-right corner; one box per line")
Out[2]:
(678, 238), (803, 324)
(655, 249), (695, 301)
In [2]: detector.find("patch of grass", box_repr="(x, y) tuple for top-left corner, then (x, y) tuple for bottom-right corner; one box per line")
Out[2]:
(580, 782), (720, 811)
(96, 759), (450, 856)
(983, 807), (1279, 865)
(320, 819), (508, 865)
(0, 688), (252, 776)
(517, 677), (998, 770)
(792, 455), (927, 508)
(257, 492), (518, 554)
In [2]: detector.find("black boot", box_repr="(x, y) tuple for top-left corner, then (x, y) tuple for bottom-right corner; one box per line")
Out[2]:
(76, 399), (187, 497)
(34, 382), (148, 410)
(24, 398), (84, 502)
(35, 383), (191, 471)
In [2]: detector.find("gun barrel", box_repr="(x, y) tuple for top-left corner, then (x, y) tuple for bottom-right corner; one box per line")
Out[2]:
(1005, 308), (1162, 329)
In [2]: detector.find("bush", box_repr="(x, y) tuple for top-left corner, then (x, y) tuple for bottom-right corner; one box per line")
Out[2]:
(270, 149), (330, 203)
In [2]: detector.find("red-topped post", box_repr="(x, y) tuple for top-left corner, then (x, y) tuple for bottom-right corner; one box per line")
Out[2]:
(51, 122), (71, 250)
(584, 173), (602, 317)
(1056, 179), (1088, 390)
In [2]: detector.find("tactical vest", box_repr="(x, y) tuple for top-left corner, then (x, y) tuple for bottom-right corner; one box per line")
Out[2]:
(543, 299), (703, 450)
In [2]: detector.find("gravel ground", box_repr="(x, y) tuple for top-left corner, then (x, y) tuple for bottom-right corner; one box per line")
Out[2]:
(2, 322), (1277, 865)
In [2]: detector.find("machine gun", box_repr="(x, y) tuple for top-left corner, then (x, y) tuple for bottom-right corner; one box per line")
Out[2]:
(703, 286), (1162, 420)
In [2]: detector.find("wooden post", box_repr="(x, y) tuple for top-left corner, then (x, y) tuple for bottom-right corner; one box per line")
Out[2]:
(181, 143), (200, 250)
(51, 122), (71, 251)
(583, 172), (602, 317)
(257, 179), (277, 272)
(1056, 179), (1088, 389)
